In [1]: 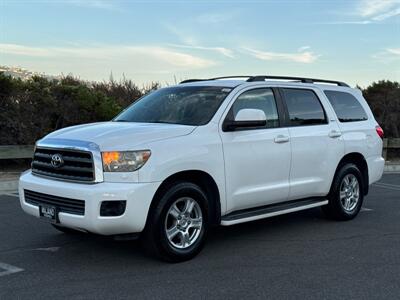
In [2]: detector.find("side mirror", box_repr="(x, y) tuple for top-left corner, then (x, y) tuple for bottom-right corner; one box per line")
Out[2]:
(223, 108), (267, 131)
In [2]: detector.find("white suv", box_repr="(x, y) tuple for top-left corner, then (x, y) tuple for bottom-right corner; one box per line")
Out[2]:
(19, 76), (385, 262)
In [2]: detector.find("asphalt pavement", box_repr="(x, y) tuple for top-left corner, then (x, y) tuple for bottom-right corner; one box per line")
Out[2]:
(0, 175), (399, 299)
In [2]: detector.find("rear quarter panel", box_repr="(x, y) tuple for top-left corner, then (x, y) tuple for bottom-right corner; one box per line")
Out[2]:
(325, 88), (382, 158)
(320, 87), (384, 184)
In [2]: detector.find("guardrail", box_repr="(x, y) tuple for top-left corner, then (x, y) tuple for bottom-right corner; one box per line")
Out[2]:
(0, 145), (35, 159)
(0, 139), (399, 160)
(383, 139), (400, 161)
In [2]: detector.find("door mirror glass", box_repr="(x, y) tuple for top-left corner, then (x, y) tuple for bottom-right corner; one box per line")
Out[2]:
(224, 108), (267, 131)
(234, 108), (267, 122)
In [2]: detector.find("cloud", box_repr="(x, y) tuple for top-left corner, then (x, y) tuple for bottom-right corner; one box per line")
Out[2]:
(0, 44), (50, 57)
(297, 46), (311, 52)
(387, 48), (400, 55)
(196, 11), (237, 24)
(371, 7), (400, 21)
(243, 47), (319, 63)
(321, 20), (372, 25)
(168, 44), (235, 58)
(163, 23), (197, 46)
(372, 47), (400, 62)
(323, 0), (400, 25)
(0, 43), (215, 69)
(163, 11), (239, 47)
(61, 0), (118, 10)
(358, 0), (398, 17)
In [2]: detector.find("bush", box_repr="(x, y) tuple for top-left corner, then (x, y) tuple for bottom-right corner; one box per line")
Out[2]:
(0, 72), (399, 145)
(0, 73), (159, 145)
(362, 80), (400, 138)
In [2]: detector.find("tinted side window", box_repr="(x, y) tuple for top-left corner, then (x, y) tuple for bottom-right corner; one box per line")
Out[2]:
(231, 88), (279, 128)
(282, 88), (327, 126)
(324, 90), (368, 122)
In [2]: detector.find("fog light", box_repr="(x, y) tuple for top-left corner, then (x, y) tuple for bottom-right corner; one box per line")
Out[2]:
(100, 201), (126, 217)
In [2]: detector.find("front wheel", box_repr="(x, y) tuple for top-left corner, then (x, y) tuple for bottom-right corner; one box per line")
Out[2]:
(323, 163), (364, 220)
(142, 182), (209, 262)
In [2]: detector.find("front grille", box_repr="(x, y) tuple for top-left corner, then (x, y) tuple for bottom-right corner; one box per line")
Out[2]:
(24, 189), (85, 215)
(32, 147), (95, 182)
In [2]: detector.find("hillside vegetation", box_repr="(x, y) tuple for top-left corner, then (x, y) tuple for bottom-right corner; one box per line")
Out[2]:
(0, 73), (159, 145)
(0, 72), (399, 145)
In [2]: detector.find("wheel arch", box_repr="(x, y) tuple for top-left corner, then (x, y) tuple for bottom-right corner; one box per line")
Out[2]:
(148, 170), (221, 226)
(332, 152), (369, 195)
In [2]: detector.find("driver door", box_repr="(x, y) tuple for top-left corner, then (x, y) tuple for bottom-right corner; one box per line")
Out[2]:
(219, 87), (291, 213)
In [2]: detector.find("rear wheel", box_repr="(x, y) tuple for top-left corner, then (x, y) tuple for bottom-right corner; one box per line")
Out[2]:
(323, 163), (364, 220)
(143, 182), (209, 262)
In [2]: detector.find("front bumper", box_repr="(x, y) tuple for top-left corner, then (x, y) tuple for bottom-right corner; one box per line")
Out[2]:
(19, 171), (160, 235)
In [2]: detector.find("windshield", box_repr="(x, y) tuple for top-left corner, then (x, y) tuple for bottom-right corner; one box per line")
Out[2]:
(113, 86), (231, 126)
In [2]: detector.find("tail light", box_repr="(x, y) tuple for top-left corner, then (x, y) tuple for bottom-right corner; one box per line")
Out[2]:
(375, 125), (384, 139)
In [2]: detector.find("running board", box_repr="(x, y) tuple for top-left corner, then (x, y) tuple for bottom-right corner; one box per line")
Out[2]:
(221, 198), (328, 226)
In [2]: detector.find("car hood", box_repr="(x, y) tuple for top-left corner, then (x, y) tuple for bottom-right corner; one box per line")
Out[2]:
(43, 122), (196, 151)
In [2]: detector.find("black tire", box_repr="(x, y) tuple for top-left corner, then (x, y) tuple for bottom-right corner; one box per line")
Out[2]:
(52, 224), (81, 234)
(323, 163), (364, 220)
(142, 181), (209, 263)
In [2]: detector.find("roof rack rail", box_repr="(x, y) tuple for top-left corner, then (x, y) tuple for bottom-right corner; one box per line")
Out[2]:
(210, 76), (253, 80)
(180, 75), (350, 87)
(180, 76), (252, 84)
(179, 79), (207, 84)
(246, 75), (349, 87)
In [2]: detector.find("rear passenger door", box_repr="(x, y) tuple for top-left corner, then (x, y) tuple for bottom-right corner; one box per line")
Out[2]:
(279, 88), (345, 200)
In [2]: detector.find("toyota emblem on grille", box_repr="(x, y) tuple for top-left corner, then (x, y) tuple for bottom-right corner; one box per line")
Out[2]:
(51, 154), (64, 168)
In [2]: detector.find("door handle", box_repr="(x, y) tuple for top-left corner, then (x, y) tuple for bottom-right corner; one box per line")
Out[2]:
(329, 130), (342, 138)
(274, 135), (290, 143)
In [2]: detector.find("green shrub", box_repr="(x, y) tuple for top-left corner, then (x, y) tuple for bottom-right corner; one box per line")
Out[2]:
(0, 72), (157, 145)
(0, 72), (399, 145)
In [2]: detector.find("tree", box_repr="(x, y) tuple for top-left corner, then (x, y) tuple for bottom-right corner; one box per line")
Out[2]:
(362, 80), (400, 138)
(1, 72), (399, 145)
(0, 73), (155, 145)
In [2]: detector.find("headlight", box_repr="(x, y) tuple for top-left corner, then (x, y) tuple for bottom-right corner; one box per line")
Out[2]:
(101, 150), (151, 172)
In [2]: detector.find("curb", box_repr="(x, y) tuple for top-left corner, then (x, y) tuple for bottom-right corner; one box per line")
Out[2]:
(384, 164), (400, 173)
(0, 180), (19, 192)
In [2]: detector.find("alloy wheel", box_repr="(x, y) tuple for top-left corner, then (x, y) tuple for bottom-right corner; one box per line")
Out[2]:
(164, 197), (203, 249)
(339, 174), (360, 212)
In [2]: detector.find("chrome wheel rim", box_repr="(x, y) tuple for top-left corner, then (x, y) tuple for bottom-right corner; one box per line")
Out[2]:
(340, 174), (360, 212)
(164, 197), (203, 249)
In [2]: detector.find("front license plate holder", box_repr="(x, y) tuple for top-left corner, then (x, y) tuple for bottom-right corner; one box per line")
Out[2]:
(39, 204), (59, 223)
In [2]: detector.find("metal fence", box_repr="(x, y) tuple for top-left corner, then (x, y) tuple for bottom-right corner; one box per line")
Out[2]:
(0, 139), (399, 161)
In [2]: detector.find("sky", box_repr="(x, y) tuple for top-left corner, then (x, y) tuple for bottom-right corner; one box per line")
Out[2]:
(1, 0), (399, 87)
